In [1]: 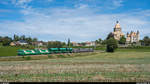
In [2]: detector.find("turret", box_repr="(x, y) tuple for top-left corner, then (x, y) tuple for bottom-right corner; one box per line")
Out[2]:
(116, 21), (119, 23)
(127, 32), (129, 35)
(136, 30), (140, 42)
(127, 32), (129, 37)
(137, 30), (139, 34)
(130, 31), (133, 34)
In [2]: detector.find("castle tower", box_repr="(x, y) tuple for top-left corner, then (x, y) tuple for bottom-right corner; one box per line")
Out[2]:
(136, 30), (140, 42)
(113, 21), (124, 40)
(126, 32), (130, 43)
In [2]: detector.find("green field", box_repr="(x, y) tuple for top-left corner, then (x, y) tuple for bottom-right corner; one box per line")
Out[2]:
(0, 46), (34, 57)
(0, 46), (21, 56)
(0, 50), (150, 82)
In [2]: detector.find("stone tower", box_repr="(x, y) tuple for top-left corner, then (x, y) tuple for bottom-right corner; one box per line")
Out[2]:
(112, 21), (124, 40)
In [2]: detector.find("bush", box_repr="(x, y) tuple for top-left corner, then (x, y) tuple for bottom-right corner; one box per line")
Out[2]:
(25, 56), (31, 60)
(67, 54), (71, 56)
(22, 56), (25, 58)
(106, 45), (114, 52)
(48, 55), (53, 58)
(56, 54), (66, 58)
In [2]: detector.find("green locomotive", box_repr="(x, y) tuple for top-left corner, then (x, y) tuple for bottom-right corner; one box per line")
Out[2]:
(17, 48), (73, 56)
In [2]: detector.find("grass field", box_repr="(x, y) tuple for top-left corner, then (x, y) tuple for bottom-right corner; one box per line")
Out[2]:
(0, 46), (34, 57)
(0, 46), (21, 56)
(0, 50), (150, 82)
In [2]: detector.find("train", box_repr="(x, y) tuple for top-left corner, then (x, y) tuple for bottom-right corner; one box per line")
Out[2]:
(17, 48), (94, 56)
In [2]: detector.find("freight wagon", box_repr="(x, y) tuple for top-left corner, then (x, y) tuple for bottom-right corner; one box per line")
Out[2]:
(17, 48), (93, 56)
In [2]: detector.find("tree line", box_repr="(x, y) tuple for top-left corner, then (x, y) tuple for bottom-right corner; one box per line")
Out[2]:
(0, 34), (38, 46)
(0, 34), (68, 48)
(13, 34), (38, 43)
(1, 33), (150, 50)
(95, 33), (126, 45)
(47, 41), (66, 48)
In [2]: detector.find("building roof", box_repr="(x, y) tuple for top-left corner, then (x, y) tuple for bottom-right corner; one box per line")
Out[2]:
(18, 40), (27, 43)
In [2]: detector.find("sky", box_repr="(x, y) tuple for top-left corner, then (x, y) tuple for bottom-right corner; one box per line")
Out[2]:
(0, 0), (150, 42)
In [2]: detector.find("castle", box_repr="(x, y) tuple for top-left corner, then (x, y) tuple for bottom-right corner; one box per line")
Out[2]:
(112, 21), (140, 43)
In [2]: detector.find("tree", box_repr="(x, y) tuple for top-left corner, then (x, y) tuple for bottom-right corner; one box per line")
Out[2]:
(106, 32), (114, 40)
(1, 36), (12, 46)
(143, 36), (150, 46)
(25, 37), (32, 43)
(139, 40), (144, 46)
(119, 36), (126, 44)
(101, 40), (107, 45)
(33, 38), (38, 42)
(0, 36), (3, 45)
(47, 41), (63, 48)
(81, 42), (86, 46)
(67, 38), (70, 47)
(70, 43), (73, 46)
(20, 35), (26, 40)
(95, 38), (102, 44)
(0, 36), (2, 42)
(13, 34), (19, 41)
(62, 42), (66, 47)
(106, 38), (118, 52)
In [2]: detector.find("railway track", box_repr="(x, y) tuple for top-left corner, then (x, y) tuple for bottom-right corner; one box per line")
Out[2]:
(0, 50), (105, 59)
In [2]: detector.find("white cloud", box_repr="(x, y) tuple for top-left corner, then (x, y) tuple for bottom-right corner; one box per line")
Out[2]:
(0, 5), (150, 42)
(0, 0), (150, 42)
(73, 0), (124, 9)
(112, 0), (124, 8)
(11, 0), (32, 8)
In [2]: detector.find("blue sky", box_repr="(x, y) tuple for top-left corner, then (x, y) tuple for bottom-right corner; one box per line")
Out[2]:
(0, 0), (150, 42)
